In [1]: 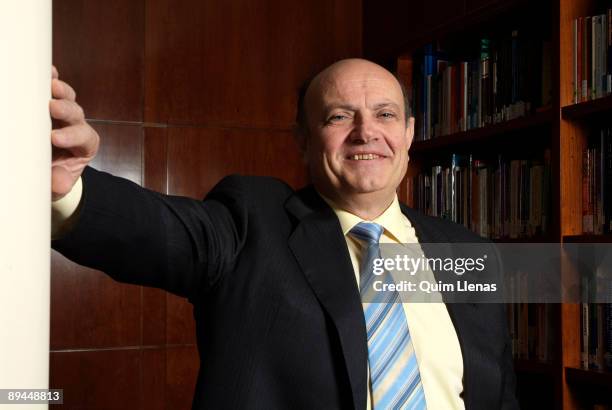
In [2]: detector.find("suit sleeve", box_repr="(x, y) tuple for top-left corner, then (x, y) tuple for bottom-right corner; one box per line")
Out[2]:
(51, 166), (248, 300)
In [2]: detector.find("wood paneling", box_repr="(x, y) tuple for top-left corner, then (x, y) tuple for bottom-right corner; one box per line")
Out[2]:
(145, 0), (361, 127)
(50, 252), (142, 349)
(166, 293), (197, 345)
(50, 349), (141, 409)
(88, 122), (143, 183)
(143, 127), (168, 193)
(166, 127), (308, 198)
(52, 0), (144, 121)
(166, 346), (200, 410)
(142, 287), (167, 346)
(141, 348), (167, 410)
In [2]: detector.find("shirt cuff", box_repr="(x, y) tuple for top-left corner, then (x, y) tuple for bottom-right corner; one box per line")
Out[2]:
(51, 176), (83, 239)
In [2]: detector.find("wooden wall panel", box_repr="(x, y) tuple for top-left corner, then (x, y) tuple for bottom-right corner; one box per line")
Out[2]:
(166, 293), (197, 345)
(52, 0), (144, 121)
(88, 123), (144, 184)
(50, 255), (142, 349)
(145, 0), (361, 128)
(50, 350), (141, 409)
(166, 346), (200, 409)
(143, 127), (168, 193)
(141, 348), (167, 410)
(166, 127), (308, 198)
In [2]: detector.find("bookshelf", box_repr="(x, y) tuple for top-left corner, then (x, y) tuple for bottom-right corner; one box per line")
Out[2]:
(377, 0), (612, 408)
(410, 108), (553, 155)
(561, 95), (612, 120)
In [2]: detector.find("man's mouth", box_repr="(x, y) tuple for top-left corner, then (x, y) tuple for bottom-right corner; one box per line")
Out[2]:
(348, 154), (382, 160)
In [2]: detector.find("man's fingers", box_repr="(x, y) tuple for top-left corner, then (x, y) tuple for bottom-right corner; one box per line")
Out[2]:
(51, 79), (77, 101)
(52, 65), (59, 80)
(51, 123), (99, 157)
(50, 98), (85, 124)
(51, 165), (76, 201)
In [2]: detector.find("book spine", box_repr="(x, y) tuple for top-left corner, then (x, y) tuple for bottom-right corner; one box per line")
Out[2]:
(582, 275), (590, 368)
(608, 9), (612, 94)
(600, 14), (607, 98)
(583, 148), (594, 233)
(593, 16), (600, 99)
(587, 16), (592, 100)
(578, 17), (584, 102)
(605, 128), (612, 233)
(605, 281), (612, 370)
(574, 18), (579, 103)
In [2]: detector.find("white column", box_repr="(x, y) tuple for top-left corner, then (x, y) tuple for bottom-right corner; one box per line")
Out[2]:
(0, 1), (52, 409)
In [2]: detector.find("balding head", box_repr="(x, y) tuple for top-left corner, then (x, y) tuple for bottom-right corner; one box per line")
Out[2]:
(296, 59), (410, 137)
(293, 58), (415, 219)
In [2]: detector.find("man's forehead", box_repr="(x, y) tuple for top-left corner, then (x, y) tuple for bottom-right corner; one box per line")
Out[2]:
(309, 64), (403, 104)
(321, 76), (401, 96)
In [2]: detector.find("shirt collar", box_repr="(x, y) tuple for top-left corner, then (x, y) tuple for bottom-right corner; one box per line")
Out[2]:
(319, 193), (410, 243)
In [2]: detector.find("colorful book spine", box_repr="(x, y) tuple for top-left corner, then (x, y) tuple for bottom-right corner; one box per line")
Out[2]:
(572, 12), (612, 103)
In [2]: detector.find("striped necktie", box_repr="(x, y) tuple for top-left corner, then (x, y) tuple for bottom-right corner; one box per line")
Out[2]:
(350, 222), (426, 410)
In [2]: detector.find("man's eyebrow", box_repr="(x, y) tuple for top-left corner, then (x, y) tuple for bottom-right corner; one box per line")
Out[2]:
(323, 101), (401, 112)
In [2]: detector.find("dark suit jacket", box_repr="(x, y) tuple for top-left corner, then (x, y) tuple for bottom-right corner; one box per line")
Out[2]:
(52, 166), (519, 410)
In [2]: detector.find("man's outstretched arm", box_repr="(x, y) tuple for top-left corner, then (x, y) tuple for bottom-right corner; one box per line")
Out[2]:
(50, 68), (247, 300)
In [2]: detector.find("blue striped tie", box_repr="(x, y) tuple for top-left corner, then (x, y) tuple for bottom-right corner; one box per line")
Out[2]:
(350, 222), (426, 410)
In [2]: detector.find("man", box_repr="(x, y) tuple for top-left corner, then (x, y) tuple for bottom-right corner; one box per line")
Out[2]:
(51, 59), (518, 409)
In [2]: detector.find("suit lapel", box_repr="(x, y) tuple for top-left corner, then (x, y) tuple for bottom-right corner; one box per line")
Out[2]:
(286, 187), (368, 410)
(400, 205), (476, 410)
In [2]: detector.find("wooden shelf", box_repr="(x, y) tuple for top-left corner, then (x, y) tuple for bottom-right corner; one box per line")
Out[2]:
(565, 367), (612, 389)
(410, 109), (553, 155)
(514, 359), (557, 376)
(561, 95), (612, 120)
(563, 234), (612, 243)
(493, 234), (557, 243)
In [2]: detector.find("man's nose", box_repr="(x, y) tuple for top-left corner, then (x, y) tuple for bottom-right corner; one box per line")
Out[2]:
(350, 114), (377, 143)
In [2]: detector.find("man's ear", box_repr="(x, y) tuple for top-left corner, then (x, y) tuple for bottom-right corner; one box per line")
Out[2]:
(406, 117), (415, 150)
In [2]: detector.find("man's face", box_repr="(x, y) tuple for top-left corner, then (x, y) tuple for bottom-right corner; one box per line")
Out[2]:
(302, 60), (414, 204)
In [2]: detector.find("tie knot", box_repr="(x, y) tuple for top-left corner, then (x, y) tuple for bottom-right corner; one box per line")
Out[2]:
(349, 222), (384, 245)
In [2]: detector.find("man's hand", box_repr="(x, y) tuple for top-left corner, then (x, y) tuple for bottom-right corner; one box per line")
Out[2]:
(50, 66), (99, 201)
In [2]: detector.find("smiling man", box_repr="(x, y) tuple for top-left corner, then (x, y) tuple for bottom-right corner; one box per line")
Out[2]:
(297, 59), (412, 221)
(51, 59), (519, 409)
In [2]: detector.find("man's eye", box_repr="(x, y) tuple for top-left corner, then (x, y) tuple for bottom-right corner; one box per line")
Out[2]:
(328, 114), (347, 122)
(379, 112), (396, 119)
